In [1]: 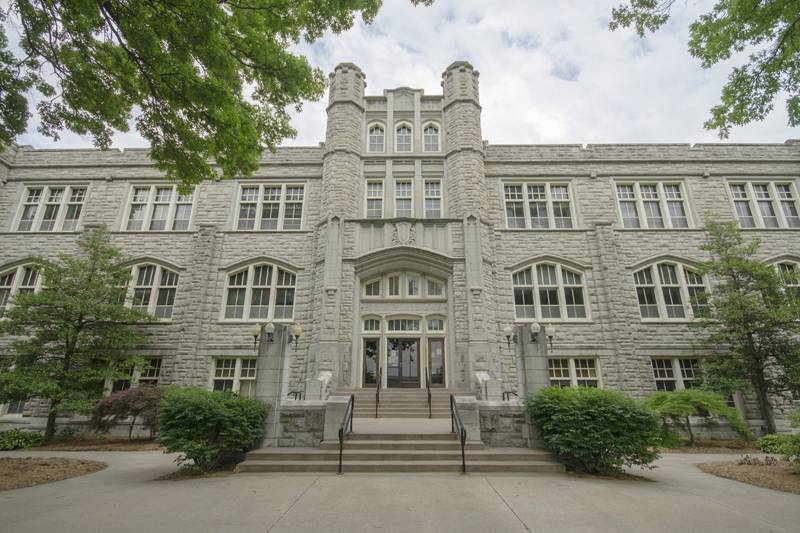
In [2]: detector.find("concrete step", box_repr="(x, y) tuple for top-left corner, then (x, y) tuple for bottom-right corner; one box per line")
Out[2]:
(319, 440), (486, 451)
(355, 412), (451, 419)
(245, 449), (555, 462)
(348, 432), (456, 441)
(238, 460), (565, 473)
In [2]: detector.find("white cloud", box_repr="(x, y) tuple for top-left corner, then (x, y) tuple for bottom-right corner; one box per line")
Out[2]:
(11, 0), (798, 149)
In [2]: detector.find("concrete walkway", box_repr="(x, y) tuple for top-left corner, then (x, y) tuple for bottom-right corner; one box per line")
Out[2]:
(0, 450), (797, 532)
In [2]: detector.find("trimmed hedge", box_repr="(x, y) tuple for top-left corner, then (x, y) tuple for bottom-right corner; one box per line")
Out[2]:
(527, 387), (661, 475)
(157, 387), (268, 471)
(0, 429), (44, 450)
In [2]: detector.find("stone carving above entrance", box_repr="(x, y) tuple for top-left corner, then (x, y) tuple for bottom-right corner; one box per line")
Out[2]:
(391, 222), (416, 246)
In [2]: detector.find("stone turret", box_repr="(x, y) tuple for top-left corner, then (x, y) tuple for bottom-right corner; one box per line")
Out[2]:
(321, 63), (366, 219)
(441, 61), (486, 218)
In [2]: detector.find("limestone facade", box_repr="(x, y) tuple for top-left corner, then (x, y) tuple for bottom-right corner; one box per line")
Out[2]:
(1, 61), (799, 431)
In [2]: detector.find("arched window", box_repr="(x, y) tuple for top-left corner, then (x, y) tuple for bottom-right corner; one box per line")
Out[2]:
(395, 124), (412, 152)
(633, 262), (708, 320)
(223, 263), (296, 320)
(127, 264), (180, 319)
(368, 124), (385, 152)
(0, 264), (41, 314)
(423, 123), (440, 152)
(512, 263), (587, 320)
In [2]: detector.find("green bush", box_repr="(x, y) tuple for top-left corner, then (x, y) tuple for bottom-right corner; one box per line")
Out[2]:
(790, 410), (800, 428)
(642, 389), (752, 445)
(757, 434), (787, 453)
(157, 387), (268, 471)
(527, 387), (661, 475)
(779, 435), (800, 466)
(0, 429), (44, 450)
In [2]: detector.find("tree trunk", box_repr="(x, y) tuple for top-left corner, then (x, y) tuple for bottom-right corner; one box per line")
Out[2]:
(754, 378), (777, 434)
(128, 415), (137, 441)
(685, 416), (694, 446)
(44, 400), (61, 441)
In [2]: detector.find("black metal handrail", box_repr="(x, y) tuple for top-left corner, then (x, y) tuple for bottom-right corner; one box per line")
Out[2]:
(502, 391), (519, 401)
(425, 368), (432, 419)
(338, 394), (355, 475)
(375, 366), (381, 419)
(450, 394), (467, 474)
(288, 391), (304, 400)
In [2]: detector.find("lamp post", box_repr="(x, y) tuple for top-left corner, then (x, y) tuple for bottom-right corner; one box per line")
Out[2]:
(529, 321), (541, 343)
(544, 324), (555, 350)
(250, 322), (276, 351)
(289, 324), (303, 349)
(502, 324), (515, 350)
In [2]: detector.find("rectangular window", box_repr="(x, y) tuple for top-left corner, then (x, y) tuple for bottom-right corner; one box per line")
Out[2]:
(424, 180), (442, 218)
(138, 358), (162, 387)
(729, 181), (800, 229)
(387, 319), (420, 331)
(616, 182), (690, 229)
(16, 185), (87, 232)
(125, 185), (194, 231)
(388, 275), (400, 296)
(503, 182), (575, 229)
(212, 358), (257, 396)
(366, 181), (384, 219)
(634, 268), (659, 318)
(652, 358), (700, 390)
(395, 180), (413, 217)
(548, 358), (600, 387)
(235, 183), (304, 231)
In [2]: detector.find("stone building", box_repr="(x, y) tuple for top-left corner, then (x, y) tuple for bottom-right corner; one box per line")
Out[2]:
(1, 61), (799, 437)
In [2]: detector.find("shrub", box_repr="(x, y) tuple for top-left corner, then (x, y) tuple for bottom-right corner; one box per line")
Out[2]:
(0, 429), (44, 450)
(642, 389), (752, 446)
(90, 387), (162, 440)
(790, 410), (800, 428)
(157, 387), (268, 471)
(779, 434), (800, 466)
(757, 434), (788, 453)
(527, 387), (661, 475)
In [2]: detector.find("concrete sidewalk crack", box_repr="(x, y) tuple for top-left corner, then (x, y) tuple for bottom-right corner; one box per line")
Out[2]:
(484, 477), (532, 533)
(264, 477), (320, 533)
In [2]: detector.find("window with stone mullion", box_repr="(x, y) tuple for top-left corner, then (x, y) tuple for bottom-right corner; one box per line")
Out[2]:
(776, 184), (800, 227)
(618, 182), (689, 229)
(224, 264), (296, 321)
(635, 263), (708, 320)
(512, 264), (587, 320)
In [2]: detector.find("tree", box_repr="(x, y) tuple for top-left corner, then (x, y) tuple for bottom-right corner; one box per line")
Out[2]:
(0, 227), (151, 440)
(609, 0), (800, 137)
(90, 386), (162, 440)
(695, 221), (800, 434)
(643, 389), (752, 446)
(0, 1), (431, 189)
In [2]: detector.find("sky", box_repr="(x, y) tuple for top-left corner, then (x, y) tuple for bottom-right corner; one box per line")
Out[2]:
(12, 0), (798, 149)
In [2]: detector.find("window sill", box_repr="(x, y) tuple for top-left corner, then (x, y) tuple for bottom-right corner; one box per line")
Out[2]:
(737, 227), (800, 231)
(616, 227), (700, 231)
(639, 319), (698, 324)
(3, 230), (84, 235)
(353, 217), (461, 223)
(362, 297), (447, 303)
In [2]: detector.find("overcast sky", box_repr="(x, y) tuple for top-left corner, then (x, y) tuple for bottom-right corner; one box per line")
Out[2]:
(14, 0), (798, 149)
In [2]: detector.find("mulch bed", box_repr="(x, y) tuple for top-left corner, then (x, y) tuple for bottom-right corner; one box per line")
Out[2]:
(663, 438), (761, 454)
(27, 438), (161, 452)
(0, 457), (107, 491)
(697, 459), (800, 495)
(155, 465), (236, 481)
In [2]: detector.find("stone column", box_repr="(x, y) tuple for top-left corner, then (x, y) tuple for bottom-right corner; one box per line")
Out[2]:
(322, 396), (351, 442)
(515, 324), (550, 398)
(256, 324), (289, 447)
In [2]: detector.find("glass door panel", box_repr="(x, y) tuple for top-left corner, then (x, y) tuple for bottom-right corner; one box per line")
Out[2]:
(363, 338), (378, 386)
(387, 338), (420, 387)
(428, 338), (445, 386)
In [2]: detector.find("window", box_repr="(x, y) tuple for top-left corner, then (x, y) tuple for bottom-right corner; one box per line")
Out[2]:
(3, 401), (25, 415)
(235, 183), (304, 231)
(111, 358), (162, 391)
(395, 180), (413, 217)
(424, 180), (442, 218)
(223, 263), (296, 321)
(387, 318), (420, 332)
(126, 264), (179, 320)
(395, 124), (412, 152)
(615, 182), (690, 229)
(363, 272), (446, 300)
(0, 265), (41, 314)
(368, 124), (385, 152)
(548, 358), (600, 387)
(16, 185), (87, 232)
(366, 181), (384, 218)
(729, 181), (800, 229)
(777, 261), (800, 299)
(633, 262), (708, 320)
(212, 358), (256, 397)
(512, 264), (588, 320)
(427, 318), (445, 331)
(502, 183), (574, 229)
(125, 185), (194, 231)
(423, 124), (440, 152)
(652, 358), (700, 390)
(363, 318), (381, 332)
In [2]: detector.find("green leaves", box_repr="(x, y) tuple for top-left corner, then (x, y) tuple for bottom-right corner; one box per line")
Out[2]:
(610, 0), (800, 136)
(0, 1), (431, 187)
(643, 389), (753, 442)
(527, 387), (661, 475)
(157, 387), (268, 471)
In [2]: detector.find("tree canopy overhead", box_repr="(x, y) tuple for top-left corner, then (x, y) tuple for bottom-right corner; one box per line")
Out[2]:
(610, 0), (800, 137)
(0, 1), (430, 188)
